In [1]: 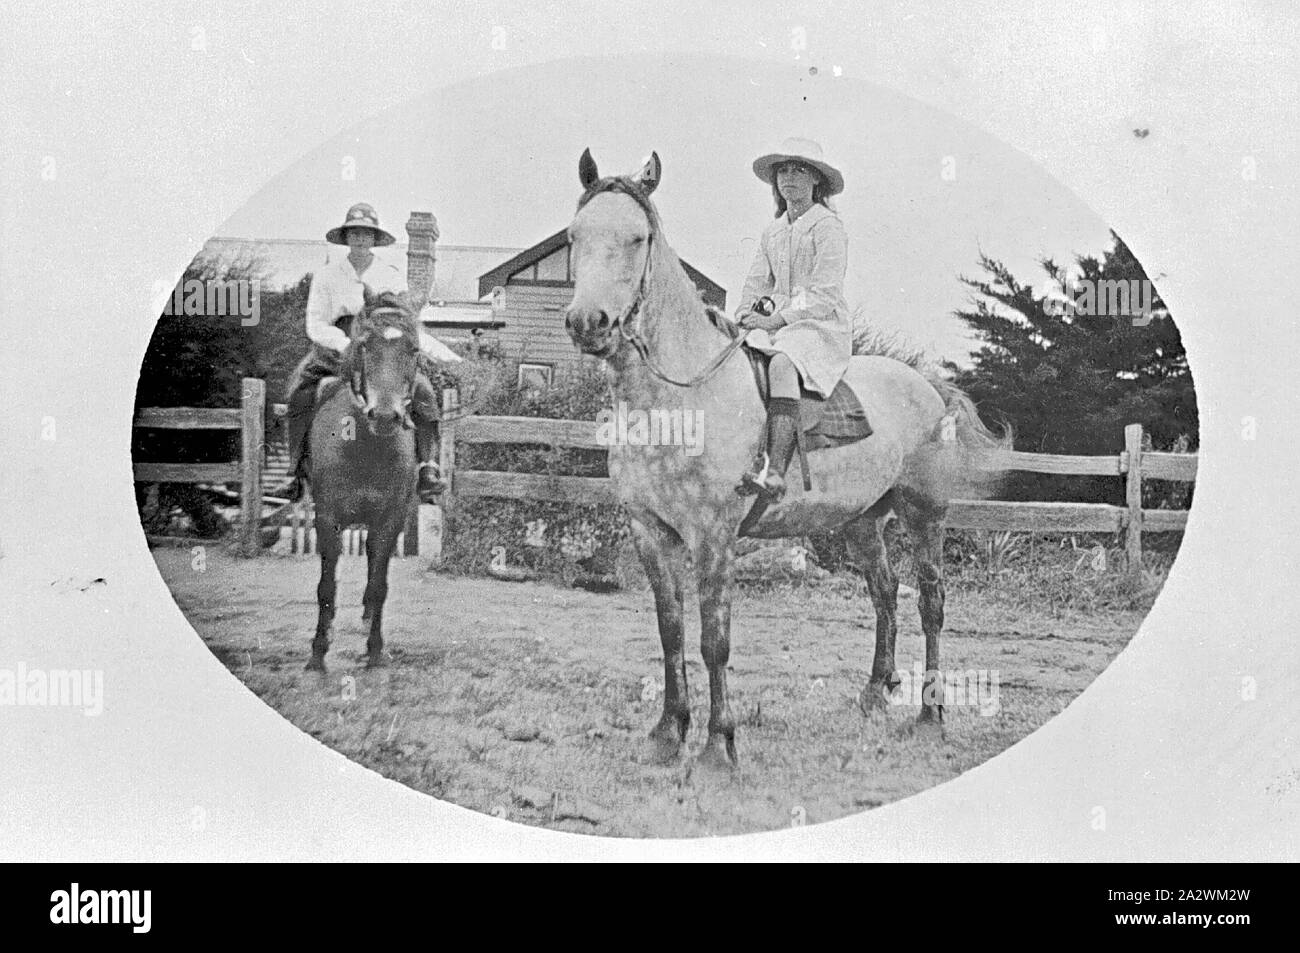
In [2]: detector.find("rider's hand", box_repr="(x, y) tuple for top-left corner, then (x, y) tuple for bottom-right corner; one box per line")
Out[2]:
(740, 312), (783, 332)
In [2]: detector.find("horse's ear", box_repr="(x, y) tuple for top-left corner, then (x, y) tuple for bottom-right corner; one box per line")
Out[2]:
(634, 151), (661, 196)
(579, 148), (600, 190)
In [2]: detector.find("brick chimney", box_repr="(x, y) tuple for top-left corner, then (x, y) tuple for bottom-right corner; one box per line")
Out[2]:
(405, 211), (439, 309)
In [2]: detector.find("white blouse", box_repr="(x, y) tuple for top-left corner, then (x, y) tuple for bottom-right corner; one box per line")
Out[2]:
(305, 253), (461, 363)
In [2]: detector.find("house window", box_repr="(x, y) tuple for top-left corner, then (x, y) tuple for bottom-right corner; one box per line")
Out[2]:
(517, 362), (553, 391)
(534, 245), (569, 281)
(508, 244), (572, 285)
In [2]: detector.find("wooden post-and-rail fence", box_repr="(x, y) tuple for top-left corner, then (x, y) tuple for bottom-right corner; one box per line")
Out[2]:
(134, 377), (426, 557)
(437, 394), (1196, 576)
(134, 381), (1196, 574)
(133, 377), (265, 556)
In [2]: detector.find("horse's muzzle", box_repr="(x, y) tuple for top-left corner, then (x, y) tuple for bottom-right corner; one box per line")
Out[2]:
(361, 402), (408, 436)
(565, 306), (615, 356)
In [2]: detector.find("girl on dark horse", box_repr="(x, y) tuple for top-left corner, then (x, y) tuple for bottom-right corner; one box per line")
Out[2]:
(285, 202), (459, 503)
(735, 137), (854, 501)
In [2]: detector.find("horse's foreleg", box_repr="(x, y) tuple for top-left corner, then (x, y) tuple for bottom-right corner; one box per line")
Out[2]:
(630, 516), (689, 763)
(899, 499), (946, 724)
(362, 527), (399, 668)
(308, 519), (342, 672)
(846, 510), (899, 715)
(695, 534), (738, 768)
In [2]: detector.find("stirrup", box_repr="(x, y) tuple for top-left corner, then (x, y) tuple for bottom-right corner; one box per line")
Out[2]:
(417, 462), (446, 502)
(759, 472), (788, 502)
(734, 454), (770, 497)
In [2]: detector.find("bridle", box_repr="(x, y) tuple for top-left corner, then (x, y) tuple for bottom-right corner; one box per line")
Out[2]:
(581, 179), (747, 390)
(349, 307), (419, 419)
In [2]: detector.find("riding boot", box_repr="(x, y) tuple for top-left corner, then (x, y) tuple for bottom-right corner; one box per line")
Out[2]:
(414, 419), (446, 502)
(736, 397), (800, 501)
(285, 383), (316, 503)
(758, 398), (800, 501)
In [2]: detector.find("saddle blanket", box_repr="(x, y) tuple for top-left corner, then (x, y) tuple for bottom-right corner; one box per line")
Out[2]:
(743, 344), (873, 450)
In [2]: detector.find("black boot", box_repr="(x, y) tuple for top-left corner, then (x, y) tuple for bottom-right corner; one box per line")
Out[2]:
(414, 420), (445, 503)
(736, 398), (800, 501)
(285, 397), (313, 503)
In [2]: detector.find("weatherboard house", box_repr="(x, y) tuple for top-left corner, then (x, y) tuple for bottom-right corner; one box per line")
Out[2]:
(216, 210), (725, 391)
(464, 225), (726, 388)
(207, 211), (726, 486)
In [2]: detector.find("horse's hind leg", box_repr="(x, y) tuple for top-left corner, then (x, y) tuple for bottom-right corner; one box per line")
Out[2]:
(308, 516), (342, 672)
(362, 526), (399, 668)
(844, 503), (900, 715)
(897, 497), (946, 724)
(629, 515), (690, 763)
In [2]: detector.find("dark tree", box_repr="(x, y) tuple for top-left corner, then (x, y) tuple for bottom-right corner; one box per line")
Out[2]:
(946, 232), (1198, 507)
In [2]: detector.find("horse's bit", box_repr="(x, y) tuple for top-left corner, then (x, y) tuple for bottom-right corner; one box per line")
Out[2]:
(349, 307), (419, 421)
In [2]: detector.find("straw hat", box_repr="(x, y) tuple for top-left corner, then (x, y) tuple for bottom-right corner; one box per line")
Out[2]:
(325, 203), (397, 246)
(752, 137), (844, 195)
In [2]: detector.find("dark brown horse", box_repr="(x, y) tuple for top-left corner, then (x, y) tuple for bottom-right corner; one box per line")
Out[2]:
(565, 150), (1008, 768)
(302, 291), (420, 672)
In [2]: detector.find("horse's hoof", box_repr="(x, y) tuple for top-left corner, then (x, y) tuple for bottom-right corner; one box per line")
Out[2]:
(305, 656), (327, 673)
(858, 682), (892, 716)
(640, 714), (686, 764)
(365, 651), (390, 669)
(639, 733), (683, 766)
(917, 705), (944, 726)
(694, 736), (738, 774)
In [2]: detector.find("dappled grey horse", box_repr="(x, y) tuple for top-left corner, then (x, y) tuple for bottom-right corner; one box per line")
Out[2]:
(565, 150), (1008, 768)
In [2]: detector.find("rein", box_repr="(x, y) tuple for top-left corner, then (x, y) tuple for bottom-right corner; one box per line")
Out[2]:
(585, 179), (747, 390)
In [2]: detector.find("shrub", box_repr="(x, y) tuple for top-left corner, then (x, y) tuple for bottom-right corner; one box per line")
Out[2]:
(439, 353), (638, 585)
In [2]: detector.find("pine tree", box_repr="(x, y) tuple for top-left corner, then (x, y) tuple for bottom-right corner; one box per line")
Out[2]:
(946, 233), (1198, 506)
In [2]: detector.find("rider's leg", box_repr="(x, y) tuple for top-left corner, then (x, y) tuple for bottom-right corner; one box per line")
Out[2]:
(285, 348), (338, 501)
(760, 354), (802, 500)
(410, 372), (445, 502)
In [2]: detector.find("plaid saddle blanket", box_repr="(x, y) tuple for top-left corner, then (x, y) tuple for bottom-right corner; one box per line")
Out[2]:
(702, 306), (873, 451)
(742, 346), (873, 451)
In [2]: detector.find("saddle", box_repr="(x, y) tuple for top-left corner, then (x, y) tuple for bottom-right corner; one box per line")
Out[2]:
(705, 307), (874, 490)
(743, 349), (873, 452)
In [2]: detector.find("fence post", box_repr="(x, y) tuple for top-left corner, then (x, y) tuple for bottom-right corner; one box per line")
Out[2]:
(440, 388), (459, 496)
(402, 501), (419, 557)
(1124, 422), (1144, 576)
(239, 377), (266, 556)
(438, 388), (459, 555)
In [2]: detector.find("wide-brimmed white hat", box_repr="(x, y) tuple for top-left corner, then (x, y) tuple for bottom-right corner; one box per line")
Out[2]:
(752, 137), (844, 195)
(325, 203), (397, 246)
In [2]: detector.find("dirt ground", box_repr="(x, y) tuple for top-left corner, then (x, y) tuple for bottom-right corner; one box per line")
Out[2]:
(154, 547), (1145, 838)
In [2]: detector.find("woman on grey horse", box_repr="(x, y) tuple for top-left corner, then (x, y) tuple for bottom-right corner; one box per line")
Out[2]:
(285, 202), (460, 502)
(734, 137), (853, 501)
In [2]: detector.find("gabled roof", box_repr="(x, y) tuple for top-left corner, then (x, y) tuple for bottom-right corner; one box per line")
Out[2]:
(477, 228), (726, 308)
(202, 236), (522, 300)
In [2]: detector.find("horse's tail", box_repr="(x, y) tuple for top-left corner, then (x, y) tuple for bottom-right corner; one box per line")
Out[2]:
(921, 375), (1013, 503)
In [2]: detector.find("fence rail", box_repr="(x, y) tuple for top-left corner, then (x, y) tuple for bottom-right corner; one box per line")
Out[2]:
(134, 382), (1195, 574)
(439, 398), (1194, 576)
(133, 377), (265, 555)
